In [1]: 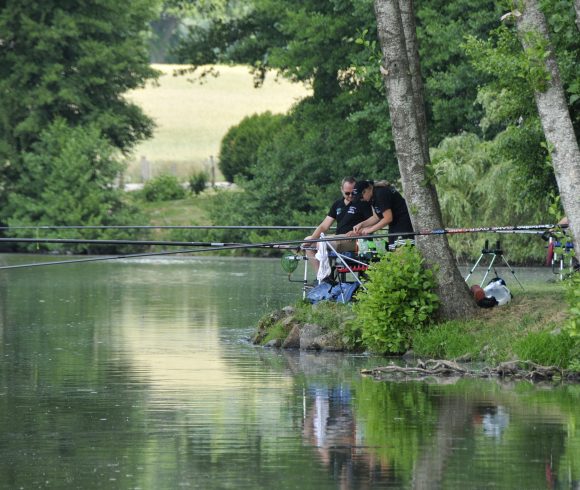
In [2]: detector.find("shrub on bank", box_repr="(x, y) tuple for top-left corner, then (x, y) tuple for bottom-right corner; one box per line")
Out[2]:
(351, 245), (439, 354)
(189, 170), (209, 195)
(142, 173), (186, 202)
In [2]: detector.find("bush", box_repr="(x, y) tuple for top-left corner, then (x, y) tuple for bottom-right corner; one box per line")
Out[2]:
(189, 170), (209, 195)
(352, 245), (439, 354)
(142, 173), (186, 202)
(218, 112), (284, 183)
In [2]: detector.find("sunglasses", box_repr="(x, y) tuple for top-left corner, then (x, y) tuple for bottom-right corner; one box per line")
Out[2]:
(343, 191), (352, 196)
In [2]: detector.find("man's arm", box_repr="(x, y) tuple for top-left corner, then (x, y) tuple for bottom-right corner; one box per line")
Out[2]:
(352, 214), (380, 235)
(305, 216), (335, 243)
(357, 209), (392, 235)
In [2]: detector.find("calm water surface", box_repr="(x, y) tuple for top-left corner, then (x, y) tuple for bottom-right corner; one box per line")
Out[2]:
(0, 254), (578, 489)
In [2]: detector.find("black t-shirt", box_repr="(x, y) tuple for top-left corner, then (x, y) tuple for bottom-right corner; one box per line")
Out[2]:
(372, 186), (414, 238)
(328, 198), (373, 235)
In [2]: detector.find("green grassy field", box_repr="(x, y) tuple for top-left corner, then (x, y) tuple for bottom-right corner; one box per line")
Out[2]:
(124, 64), (310, 182)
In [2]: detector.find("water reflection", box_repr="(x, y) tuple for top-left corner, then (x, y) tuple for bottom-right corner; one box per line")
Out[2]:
(0, 256), (579, 489)
(302, 384), (397, 488)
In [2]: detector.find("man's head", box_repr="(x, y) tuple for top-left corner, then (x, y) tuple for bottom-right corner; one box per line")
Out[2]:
(352, 180), (373, 202)
(341, 176), (356, 203)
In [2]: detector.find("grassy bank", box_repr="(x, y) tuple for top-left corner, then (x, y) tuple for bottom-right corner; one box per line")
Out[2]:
(412, 288), (573, 366)
(254, 280), (577, 369)
(137, 193), (213, 227)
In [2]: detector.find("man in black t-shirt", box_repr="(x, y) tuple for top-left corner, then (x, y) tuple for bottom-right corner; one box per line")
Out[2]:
(303, 177), (372, 273)
(351, 180), (414, 245)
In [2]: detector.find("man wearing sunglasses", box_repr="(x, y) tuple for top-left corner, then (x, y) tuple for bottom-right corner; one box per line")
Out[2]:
(303, 176), (373, 274)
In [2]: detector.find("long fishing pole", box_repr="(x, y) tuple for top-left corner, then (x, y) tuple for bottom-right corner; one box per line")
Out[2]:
(0, 222), (565, 248)
(0, 225), (321, 231)
(0, 235), (348, 270)
(0, 237), (248, 247)
(0, 222), (566, 271)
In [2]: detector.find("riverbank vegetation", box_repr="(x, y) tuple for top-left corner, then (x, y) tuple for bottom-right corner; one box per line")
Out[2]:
(254, 270), (579, 371)
(252, 245), (579, 372)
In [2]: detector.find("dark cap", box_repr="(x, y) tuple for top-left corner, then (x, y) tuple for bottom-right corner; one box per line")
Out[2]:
(352, 180), (373, 200)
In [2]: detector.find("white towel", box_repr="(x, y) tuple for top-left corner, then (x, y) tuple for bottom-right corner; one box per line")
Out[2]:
(315, 239), (331, 282)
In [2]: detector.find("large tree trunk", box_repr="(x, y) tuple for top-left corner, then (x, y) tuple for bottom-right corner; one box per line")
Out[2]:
(374, 0), (476, 320)
(398, 0), (429, 160)
(514, 0), (580, 246)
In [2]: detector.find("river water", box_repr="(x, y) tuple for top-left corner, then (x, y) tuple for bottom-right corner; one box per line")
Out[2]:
(0, 254), (578, 489)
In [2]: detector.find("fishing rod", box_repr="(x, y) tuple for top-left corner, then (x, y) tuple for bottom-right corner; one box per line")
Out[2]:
(419, 223), (566, 235)
(0, 237), (249, 247)
(0, 235), (354, 271)
(0, 225), (322, 231)
(0, 222), (565, 246)
(0, 222), (564, 234)
(0, 223), (567, 271)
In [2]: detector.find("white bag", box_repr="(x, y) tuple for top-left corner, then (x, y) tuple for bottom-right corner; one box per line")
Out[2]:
(483, 278), (512, 306)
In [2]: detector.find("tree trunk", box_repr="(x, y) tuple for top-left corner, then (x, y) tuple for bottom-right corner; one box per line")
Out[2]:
(412, 396), (474, 489)
(398, 0), (429, 160)
(373, 0), (476, 320)
(514, 0), (580, 246)
(575, 0), (580, 31)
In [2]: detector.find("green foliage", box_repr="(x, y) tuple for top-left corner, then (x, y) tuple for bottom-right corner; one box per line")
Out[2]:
(431, 132), (554, 262)
(293, 301), (355, 333)
(261, 322), (292, 345)
(462, 3), (579, 211)
(513, 331), (576, 368)
(177, 0), (376, 98)
(352, 245), (439, 354)
(0, 0), (157, 155)
(206, 97), (394, 248)
(142, 174), (186, 202)
(219, 112), (284, 182)
(412, 321), (478, 359)
(415, 0), (503, 142)
(5, 120), (147, 253)
(564, 272), (580, 338)
(0, 0), (158, 228)
(189, 170), (209, 195)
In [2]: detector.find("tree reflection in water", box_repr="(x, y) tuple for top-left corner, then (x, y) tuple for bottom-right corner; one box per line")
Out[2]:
(285, 347), (579, 489)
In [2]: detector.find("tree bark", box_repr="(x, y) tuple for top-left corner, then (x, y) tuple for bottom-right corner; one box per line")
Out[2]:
(514, 0), (580, 246)
(398, 0), (429, 160)
(373, 0), (476, 320)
